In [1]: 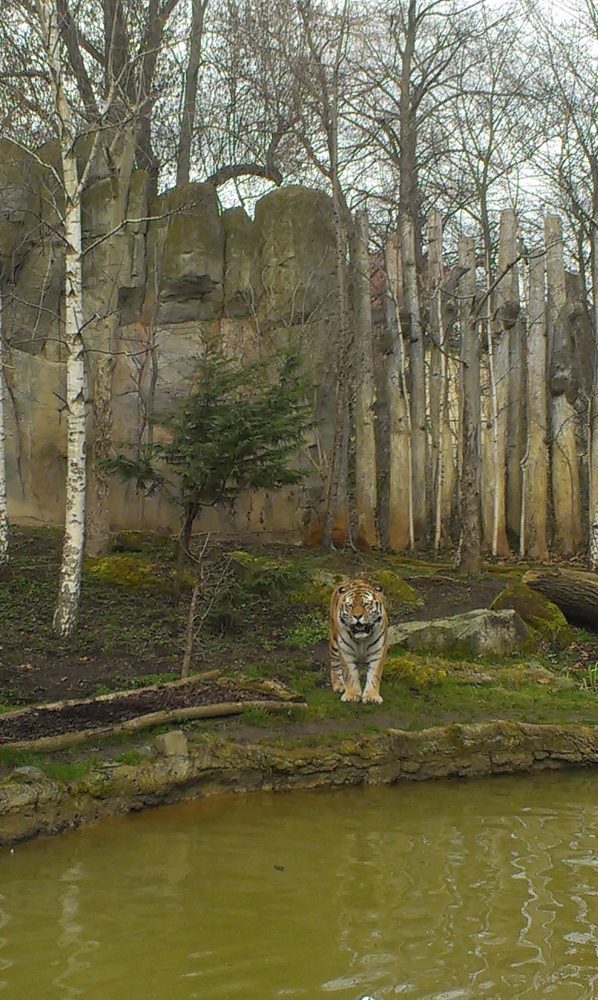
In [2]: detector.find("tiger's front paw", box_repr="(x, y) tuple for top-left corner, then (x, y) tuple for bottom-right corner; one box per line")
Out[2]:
(341, 689), (362, 703)
(362, 689), (383, 704)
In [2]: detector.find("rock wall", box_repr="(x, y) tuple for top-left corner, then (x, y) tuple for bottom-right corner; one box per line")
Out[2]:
(0, 140), (338, 539)
(2, 721), (598, 848)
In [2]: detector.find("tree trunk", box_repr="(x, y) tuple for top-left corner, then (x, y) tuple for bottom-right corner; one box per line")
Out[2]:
(322, 174), (350, 550)
(39, 0), (88, 637)
(499, 210), (524, 544)
(181, 582), (200, 677)
(427, 210), (454, 549)
(384, 235), (413, 551)
(457, 237), (482, 573)
(545, 214), (582, 555)
(350, 209), (378, 548)
(523, 568), (598, 630)
(0, 282), (8, 566)
(400, 212), (427, 543)
(522, 248), (549, 560)
(588, 158), (598, 568)
(484, 214), (511, 557)
(175, 504), (197, 606)
(85, 131), (137, 557)
(176, 0), (208, 187)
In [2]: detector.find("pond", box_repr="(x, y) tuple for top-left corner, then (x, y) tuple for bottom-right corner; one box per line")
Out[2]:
(0, 771), (596, 998)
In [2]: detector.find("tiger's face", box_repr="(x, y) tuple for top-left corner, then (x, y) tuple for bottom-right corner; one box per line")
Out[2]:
(337, 582), (384, 638)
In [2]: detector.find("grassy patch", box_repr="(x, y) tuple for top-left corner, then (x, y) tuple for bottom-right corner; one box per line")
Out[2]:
(284, 614), (328, 648)
(0, 746), (96, 783)
(114, 749), (145, 766)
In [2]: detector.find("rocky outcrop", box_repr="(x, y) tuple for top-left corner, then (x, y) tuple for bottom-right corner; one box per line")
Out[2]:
(388, 609), (531, 656)
(1, 721), (597, 848)
(0, 138), (338, 538)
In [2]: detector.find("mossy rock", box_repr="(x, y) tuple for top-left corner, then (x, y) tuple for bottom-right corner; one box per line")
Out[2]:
(84, 554), (192, 593)
(384, 655), (447, 692)
(370, 569), (423, 609)
(290, 569), (344, 611)
(491, 582), (574, 649)
(111, 530), (175, 556)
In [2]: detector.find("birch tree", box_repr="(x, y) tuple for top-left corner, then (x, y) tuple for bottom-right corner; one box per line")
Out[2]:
(36, 0), (89, 635)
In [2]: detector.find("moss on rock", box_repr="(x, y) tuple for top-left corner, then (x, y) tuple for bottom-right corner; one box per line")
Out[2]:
(384, 655), (447, 692)
(491, 582), (574, 648)
(371, 569), (423, 608)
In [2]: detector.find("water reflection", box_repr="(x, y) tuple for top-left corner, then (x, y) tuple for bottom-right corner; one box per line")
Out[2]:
(0, 771), (596, 999)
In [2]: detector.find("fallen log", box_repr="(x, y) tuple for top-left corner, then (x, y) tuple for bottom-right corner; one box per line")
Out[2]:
(522, 568), (598, 630)
(4, 700), (306, 753)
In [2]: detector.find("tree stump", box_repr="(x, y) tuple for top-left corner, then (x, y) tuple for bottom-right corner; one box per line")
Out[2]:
(522, 568), (598, 630)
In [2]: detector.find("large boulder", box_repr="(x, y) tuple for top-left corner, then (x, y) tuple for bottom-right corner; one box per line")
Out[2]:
(491, 582), (574, 648)
(388, 609), (530, 657)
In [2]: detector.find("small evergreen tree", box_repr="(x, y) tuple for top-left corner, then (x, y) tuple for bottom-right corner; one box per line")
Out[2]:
(109, 351), (313, 600)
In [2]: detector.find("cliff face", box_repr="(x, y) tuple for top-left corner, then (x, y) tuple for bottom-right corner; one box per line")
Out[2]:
(0, 140), (338, 539)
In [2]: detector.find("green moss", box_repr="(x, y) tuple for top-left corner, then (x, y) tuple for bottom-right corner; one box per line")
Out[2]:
(384, 655), (447, 692)
(84, 553), (192, 593)
(0, 747), (95, 783)
(491, 582), (574, 648)
(370, 569), (423, 608)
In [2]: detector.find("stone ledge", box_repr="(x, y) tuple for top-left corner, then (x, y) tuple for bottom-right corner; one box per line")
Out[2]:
(1, 721), (597, 849)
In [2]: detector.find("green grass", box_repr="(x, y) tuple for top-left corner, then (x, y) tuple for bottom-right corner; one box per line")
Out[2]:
(0, 746), (97, 783)
(284, 614), (328, 649)
(239, 706), (273, 726)
(114, 749), (145, 766)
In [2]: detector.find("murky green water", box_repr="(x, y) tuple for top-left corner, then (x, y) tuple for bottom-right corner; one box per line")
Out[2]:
(0, 771), (597, 999)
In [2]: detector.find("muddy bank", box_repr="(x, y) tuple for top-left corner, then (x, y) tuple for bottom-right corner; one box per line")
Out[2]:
(1, 721), (597, 848)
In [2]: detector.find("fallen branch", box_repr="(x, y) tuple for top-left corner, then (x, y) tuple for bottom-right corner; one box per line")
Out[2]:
(4, 700), (306, 753)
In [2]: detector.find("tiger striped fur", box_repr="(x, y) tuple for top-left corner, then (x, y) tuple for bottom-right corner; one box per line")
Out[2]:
(329, 578), (389, 704)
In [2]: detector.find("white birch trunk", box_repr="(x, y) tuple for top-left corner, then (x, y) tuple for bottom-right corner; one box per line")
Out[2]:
(0, 283), (8, 565)
(384, 235), (412, 551)
(545, 214), (582, 556)
(351, 210), (378, 548)
(39, 0), (87, 636)
(522, 248), (549, 560)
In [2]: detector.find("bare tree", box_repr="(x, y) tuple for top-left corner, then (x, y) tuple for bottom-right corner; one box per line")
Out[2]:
(456, 235), (481, 573)
(0, 277), (8, 566)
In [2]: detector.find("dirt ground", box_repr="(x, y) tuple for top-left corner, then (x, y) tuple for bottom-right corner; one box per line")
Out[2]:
(0, 529), (504, 703)
(0, 677), (301, 744)
(1, 529), (596, 748)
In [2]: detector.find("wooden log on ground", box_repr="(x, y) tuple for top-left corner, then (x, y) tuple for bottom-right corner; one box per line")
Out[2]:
(523, 568), (598, 630)
(4, 700), (307, 754)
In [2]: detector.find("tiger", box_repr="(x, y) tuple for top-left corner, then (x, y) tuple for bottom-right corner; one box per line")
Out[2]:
(329, 578), (389, 704)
